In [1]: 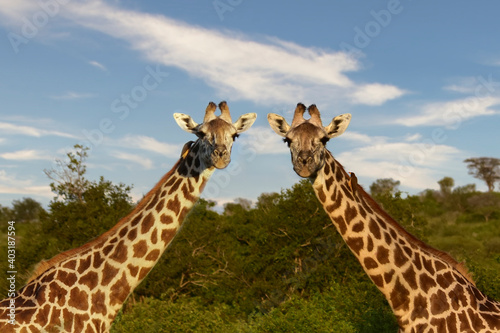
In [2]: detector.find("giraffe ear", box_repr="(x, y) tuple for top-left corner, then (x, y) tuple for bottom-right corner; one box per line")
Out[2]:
(233, 113), (257, 133)
(174, 113), (199, 133)
(267, 113), (290, 137)
(325, 113), (351, 139)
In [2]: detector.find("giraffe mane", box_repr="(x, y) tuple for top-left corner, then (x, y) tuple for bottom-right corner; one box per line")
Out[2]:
(335, 160), (476, 286)
(28, 157), (184, 282)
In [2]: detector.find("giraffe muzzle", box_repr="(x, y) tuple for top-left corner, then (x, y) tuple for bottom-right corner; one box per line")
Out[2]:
(212, 146), (231, 169)
(293, 153), (317, 177)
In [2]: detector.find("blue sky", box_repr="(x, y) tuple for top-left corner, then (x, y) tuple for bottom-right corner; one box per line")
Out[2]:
(0, 0), (499, 209)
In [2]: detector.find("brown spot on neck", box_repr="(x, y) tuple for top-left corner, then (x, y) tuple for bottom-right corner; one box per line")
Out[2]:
(318, 150), (475, 285)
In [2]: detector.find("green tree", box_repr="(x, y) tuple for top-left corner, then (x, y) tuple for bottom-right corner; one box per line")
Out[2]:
(438, 177), (454, 197)
(369, 178), (400, 198)
(14, 145), (134, 285)
(223, 198), (252, 216)
(11, 197), (44, 223)
(449, 184), (477, 213)
(464, 157), (500, 192)
(0, 205), (13, 225)
(44, 144), (90, 202)
(467, 192), (500, 222)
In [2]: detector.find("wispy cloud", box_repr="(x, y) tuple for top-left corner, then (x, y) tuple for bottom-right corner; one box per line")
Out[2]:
(0, 149), (52, 161)
(88, 60), (107, 71)
(351, 83), (406, 106)
(341, 131), (386, 145)
(239, 126), (288, 155)
(394, 96), (500, 127)
(0, 121), (77, 138)
(117, 135), (181, 158)
(111, 151), (154, 169)
(332, 131), (463, 191)
(442, 76), (478, 94)
(0, 0), (405, 106)
(50, 91), (97, 100)
(0, 169), (52, 197)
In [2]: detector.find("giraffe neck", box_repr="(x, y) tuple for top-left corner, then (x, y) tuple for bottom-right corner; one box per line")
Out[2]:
(0, 140), (215, 332)
(312, 150), (500, 332)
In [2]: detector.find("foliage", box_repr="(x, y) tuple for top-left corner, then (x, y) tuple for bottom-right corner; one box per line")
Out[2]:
(437, 176), (454, 197)
(44, 144), (90, 202)
(1, 147), (500, 331)
(112, 296), (241, 333)
(135, 181), (366, 313)
(112, 284), (397, 333)
(464, 157), (500, 192)
(247, 283), (396, 333)
(369, 178), (400, 197)
(0, 146), (134, 290)
(466, 192), (500, 222)
(11, 198), (44, 223)
(371, 191), (429, 241)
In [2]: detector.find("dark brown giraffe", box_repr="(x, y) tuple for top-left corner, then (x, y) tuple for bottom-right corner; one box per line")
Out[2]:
(0, 101), (256, 333)
(268, 103), (500, 333)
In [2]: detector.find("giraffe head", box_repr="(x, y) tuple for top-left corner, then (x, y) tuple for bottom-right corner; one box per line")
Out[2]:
(174, 101), (257, 169)
(268, 103), (351, 178)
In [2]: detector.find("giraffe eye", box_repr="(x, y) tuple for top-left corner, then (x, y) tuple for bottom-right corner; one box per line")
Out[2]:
(283, 138), (291, 147)
(320, 137), (329, 145)
(196, 131), (206, 139)
(232, 133), (240, 141)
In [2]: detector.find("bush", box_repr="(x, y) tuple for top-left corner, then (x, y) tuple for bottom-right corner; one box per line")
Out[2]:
(247, 292), (357, 333)
(112, 296), (241, 333)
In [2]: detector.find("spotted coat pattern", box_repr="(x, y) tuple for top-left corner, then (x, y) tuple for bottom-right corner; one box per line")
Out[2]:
(314, 150), (500, 333)
(0, 141), (214, 333)
(0, 101), (257, 332)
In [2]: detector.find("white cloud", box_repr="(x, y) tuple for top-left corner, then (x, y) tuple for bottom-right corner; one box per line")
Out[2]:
(0, 149), (52, 160)
(0, 0), (405, 106)
(0, 2), (35, 24)
(351, 83), (406, 106)
(88, 60), (107, 71)
(443, 84), (475, 94)
(394, 96), (500, 127)
(335, 134), (461, 191)
(50, 91), (97, 100)
(117, 135), (181, 158)
(111, 151), (154, 169)
(0, 121), (77, 138)
(238, 126), (289, 155)
(0, 169), (52, 197)
(404, 133), (422, 142)
(442, 76), (478, 94)
(201, 196), (235, 212)
(340, 131), (385, 145)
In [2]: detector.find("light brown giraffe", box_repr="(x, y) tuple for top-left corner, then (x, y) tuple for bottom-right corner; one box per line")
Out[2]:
(268, 103), (500, 333)
(0, 101), (256, 333)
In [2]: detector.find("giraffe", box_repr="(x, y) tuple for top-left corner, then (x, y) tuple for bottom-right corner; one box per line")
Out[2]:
(0, 101), (256, 333)
(268, 103), (500, 333)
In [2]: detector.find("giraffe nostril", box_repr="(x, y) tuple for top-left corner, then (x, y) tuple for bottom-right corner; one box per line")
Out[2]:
(298, 156), (311, 165)
(214, 148), (227, 158)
